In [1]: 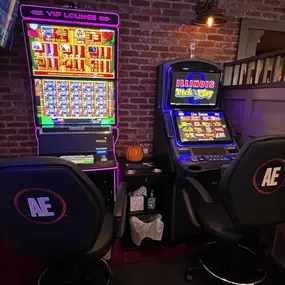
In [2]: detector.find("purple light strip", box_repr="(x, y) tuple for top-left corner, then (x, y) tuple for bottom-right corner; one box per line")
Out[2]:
(29, 78), (38, 129)
(22, 17), (118, 28)
(83, 166), (117, 172)
(22, 21), (32, 78)
(35, 127), (40, 155)
(20, 4), (120, 20)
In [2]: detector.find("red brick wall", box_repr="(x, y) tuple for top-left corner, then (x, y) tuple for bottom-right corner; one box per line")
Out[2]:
(0, 0), (285, 158)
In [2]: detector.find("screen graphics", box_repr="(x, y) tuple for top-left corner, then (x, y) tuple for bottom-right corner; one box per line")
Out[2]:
(170, 72), (220, 107)
(174, 111), (232, 144)
(25, 23), (116, 79)
(34, 78), (116, 127)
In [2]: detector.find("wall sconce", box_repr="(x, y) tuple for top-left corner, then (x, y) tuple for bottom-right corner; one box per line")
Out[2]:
(193, 0), (227, 28)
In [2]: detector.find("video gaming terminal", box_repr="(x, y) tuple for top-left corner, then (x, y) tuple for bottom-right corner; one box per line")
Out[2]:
(154, 59), (239, 242)
(154, 59), (239, 178)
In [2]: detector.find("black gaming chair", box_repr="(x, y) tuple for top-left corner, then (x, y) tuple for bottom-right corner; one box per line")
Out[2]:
(183, 136), (285, 284)
(0, 157), (127, 285)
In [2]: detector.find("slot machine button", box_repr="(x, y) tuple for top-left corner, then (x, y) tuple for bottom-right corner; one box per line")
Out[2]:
(198, 157), (205, 162)
(191, 157), (199, 162)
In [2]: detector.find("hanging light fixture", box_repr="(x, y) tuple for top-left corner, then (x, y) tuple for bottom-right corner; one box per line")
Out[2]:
(193, 0), (227, 28)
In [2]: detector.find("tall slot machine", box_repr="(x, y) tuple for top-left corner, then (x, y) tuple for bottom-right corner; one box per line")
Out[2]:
(20, 5), (119, 210)
(154, 59), (239, 242)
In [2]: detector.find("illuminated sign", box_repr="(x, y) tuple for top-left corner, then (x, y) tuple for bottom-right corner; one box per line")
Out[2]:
(170, 72), (220, 107)
(176, 80), (215, 89)
(21, 5), (119, 26)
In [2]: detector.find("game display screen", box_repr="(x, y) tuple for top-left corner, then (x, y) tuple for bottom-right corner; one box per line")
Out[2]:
(174, 111), (232, 144)
(25, 23), (116, 79)
(34, 78), (116, 127)
(170, 72), (220, 107)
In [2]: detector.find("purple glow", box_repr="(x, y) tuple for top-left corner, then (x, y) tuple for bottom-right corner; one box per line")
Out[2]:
(29, 78), (38, 128)
(20, 4), (120, 21)
(22, 17), (118, 28)
(22, 21), (32, 78)
(35, 128), (40, 155)
(83, 167), (117, 172)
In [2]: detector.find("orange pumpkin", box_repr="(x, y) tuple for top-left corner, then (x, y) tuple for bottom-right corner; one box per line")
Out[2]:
(125, 144), (144, 162)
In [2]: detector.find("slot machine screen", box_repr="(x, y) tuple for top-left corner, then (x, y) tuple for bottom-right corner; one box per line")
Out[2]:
(174, 111), (232, 144)
(25, 23), (116, 79)
(34, 78), (116, 127)
(170, 72), (220, 107)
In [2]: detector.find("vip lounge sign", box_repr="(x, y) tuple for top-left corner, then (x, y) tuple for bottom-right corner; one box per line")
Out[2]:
(253, 159), (285, 195)
(20, 5), (119, 26)
(14, 188), (66, 224)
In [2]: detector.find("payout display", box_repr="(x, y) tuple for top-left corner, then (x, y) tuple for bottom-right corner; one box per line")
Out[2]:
(175, 111), (232, 143)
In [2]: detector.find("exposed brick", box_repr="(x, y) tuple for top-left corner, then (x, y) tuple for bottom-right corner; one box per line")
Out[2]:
(142, 8), (161, 15)
(151, 31), (169, 37)
(131, 44), (150, 50)
(163, 9), (181, 17)
(120, 20), (140, 29)
(122, 50), (139, 57)
(131, 29), (149, 36)
(151, 45), (169, 52)
(131, 15), (150, 22)
(170, 46), (187, 53)
(130, 71), (149, 78)
(152, 17), (170, 23)
(264, 0), (280, 4)
(140, 51), (159, 58)
(131, 0), (150, 7)
(152, 1), (170, 8)
(207, 34), (224, 41)
(172, 3), (190, 9)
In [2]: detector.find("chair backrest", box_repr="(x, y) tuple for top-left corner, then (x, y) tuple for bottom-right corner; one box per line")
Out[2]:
(219, 136), (285, 228)
(0, 157), (106, 259)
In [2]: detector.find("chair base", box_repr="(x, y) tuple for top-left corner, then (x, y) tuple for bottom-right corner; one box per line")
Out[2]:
(193, 242), (266, 284)
(38, 258), (113, 285)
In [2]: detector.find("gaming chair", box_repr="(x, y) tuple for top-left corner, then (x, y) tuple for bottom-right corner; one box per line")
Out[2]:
(0, 157), (127, 285)
(183, 136), (285, 284)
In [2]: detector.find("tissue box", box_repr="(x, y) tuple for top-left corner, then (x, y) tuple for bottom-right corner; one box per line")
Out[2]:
(130, 195), (144, 212)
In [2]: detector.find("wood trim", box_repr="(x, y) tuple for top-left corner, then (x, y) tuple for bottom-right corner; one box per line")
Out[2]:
(259, 59), (266, 84)
(281, 55), (285, 81)
(271, 56), (278, 83)
(237, 18), (285, 60)
(226, 48), (285, 67)
(223, 81), (285, 90)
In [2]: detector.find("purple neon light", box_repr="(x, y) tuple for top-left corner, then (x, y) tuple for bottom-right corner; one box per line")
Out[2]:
(22, 17), (118, 28)
(83, 166), (117, 172)
(20, 4), (120, 23)
(22, 21), (32, 78)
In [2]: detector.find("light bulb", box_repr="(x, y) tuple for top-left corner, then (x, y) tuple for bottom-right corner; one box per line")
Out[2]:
(207, 16), (214, 28)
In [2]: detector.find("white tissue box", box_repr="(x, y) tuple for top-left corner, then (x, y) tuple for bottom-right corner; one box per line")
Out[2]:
(130, 195), (144, 212)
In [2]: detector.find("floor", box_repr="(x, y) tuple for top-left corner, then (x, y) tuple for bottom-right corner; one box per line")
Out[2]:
(112, 254), (284, 285)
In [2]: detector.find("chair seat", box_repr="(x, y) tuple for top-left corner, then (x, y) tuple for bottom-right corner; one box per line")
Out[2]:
(199, 242), (267, 284)
(87, 212), (116, 259)
(196, 203), (243, 242)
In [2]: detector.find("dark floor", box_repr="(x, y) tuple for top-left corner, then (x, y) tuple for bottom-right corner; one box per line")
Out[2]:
(112, 255), (284, 285)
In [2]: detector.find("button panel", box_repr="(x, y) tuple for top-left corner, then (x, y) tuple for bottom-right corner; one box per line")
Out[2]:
(179, 154), (236, 164)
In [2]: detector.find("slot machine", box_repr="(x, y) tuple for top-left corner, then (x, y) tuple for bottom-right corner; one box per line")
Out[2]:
(154, 59), (239, 242)
(21, 4), (119, 210)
